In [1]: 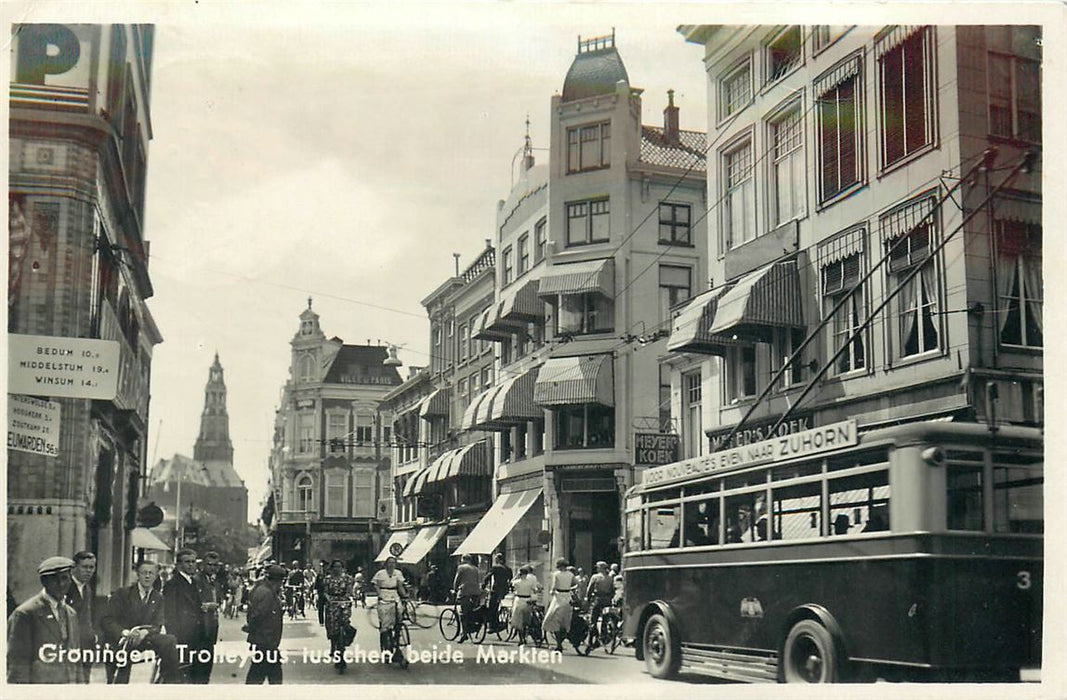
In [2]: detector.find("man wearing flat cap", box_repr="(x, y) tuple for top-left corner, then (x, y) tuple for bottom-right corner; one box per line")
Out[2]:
(6, 556), (84, 683)
(244, 564), (286, 684)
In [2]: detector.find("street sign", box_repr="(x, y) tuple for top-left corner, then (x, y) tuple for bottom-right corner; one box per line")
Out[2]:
(389, 542), (405, 557)
(8, 334), (120, 400)
(7, 394), (60, 457)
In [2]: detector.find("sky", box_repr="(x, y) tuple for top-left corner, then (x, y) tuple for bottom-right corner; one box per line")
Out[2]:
(137, 6), (711, 522)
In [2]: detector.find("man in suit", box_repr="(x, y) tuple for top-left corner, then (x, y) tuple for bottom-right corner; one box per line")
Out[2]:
(100, 560), (182, 683)
(66, 551), (99, 682)
(245, 564), (285, 684)
(163, 548), (205, 681)
(190, 551), (225, 683)
(6, 556), (84, 683)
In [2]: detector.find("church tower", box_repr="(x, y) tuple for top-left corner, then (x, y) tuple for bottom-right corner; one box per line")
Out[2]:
(194, 352), (234, 464)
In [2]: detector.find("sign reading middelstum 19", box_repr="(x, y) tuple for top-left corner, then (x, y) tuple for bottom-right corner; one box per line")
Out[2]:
(8, 334), (121, 400)
(642, 420), (858, 486)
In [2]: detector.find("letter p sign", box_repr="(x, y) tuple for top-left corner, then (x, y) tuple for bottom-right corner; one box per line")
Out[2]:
(17, 24), (81, 84)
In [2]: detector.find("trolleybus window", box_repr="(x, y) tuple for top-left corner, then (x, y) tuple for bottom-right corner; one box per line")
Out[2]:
(828, 470), (890, 535)
(771, 481), (822, 540)
(648, 504), (680, 549)
(947, 464), (984, 531)
(993, 452), (1043, 534)
(681, 496), (720, 546)
(724, 491), (768, 543)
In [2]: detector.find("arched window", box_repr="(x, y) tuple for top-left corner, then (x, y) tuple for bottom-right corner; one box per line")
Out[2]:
(296, 474), (314, 512)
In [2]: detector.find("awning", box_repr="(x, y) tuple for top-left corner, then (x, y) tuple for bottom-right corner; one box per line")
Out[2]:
(709, 261), (804, 342)
(499, 279), (544, 323)
(473, 305), (511, 341)
(994, 196), (1042, 226)
(534, 354), (614, 407)
(397, 525), (447, 565)
(402, 467), (433, 497)
(469, 369), (541, 430)
(425, 441), (491, 483)
(419, 388), (450, 421)
(444, 441), (491, 479)
(131, 527), (171, 551)
(461, 389), (494, 431)
(374, 529), (418, 563)
(537, 258), (614, 298)
(452, 489), (543, 556)
(666, 286), (748, 356)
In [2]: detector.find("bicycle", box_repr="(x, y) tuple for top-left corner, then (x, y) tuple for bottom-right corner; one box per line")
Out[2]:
(222, 591), (240, 619)
(590, 604), (622, 654)
(284, 585), (305, 619)
(377, 599), (410, 669)
(438, 592), (487, 644)
(504, 600), (546, 647)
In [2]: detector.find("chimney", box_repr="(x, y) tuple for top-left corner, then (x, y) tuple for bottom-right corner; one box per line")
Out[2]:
(485, 239), (492, 250)
(664, 89), (679, 145)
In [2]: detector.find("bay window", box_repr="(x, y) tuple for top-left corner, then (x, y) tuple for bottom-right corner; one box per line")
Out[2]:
(556, 293), (614, 335)
(555, 404), (615, 450)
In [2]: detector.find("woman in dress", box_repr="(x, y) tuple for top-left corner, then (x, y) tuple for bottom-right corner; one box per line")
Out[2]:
(323, 559), (354, 672)
(541, 558), (577, 652)
(509, 565), (542, 644)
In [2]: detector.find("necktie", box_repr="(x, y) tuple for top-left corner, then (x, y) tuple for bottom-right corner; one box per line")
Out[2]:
(55, 603), (69, 644)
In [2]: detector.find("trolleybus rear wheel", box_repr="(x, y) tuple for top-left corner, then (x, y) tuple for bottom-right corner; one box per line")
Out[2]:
(642, 614), (680, 679)
(782, 619), (838, 683)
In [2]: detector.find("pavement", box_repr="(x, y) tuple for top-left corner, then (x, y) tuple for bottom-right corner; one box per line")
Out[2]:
(108, 597), (682, 685)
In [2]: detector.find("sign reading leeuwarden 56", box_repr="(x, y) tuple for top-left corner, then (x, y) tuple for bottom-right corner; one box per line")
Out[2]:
(642, 420), (859, 486)
(8, 394), (61, 457)
(8, 334), (120, 400)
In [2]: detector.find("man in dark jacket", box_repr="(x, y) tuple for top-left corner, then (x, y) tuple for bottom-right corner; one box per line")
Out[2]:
(163, 548), (205, 681)
(100, 560), (181, 683)
(7, 557), (84, 683)
(313, 560), (328, 626)
(482, 553), (512, 633)
(65, 551), (99, 682)
(245, 565), (285, 684)
(191, 551), (225, 683)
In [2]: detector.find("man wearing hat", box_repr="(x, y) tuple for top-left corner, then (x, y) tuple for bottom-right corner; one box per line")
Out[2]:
(100, 559), (182, 683)
(245, 564), (285, 684)
(6, 556), (84, 683)
(191, 551), (225, 683)
(163, 548), (206, 682)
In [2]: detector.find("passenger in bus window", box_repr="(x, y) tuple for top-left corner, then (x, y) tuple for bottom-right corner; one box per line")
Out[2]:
(833, 513), (851, 535)
(753, 496), (768, 541)
(863, 507), (888, 532)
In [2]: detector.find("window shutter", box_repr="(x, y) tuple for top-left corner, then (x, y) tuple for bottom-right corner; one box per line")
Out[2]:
(822, 261), (844, 295)
(903, 32), (929, 154)
(838, 77), (858, 189)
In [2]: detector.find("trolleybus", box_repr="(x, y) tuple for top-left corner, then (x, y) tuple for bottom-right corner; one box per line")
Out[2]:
(622, 419), (1042, 683)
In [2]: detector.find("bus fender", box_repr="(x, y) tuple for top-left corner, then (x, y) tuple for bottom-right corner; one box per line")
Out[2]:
(634, 600), (680, 662)
(779, 604), (849, 670)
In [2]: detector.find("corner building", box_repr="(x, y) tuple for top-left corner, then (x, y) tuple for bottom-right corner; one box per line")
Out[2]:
(452, 34), (708, 577)
(8, 24), (161, 599)
(666, 28), (1041, 459)
(267, 303), (401, 571)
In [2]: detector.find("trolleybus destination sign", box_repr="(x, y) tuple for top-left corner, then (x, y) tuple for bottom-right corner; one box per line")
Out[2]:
(641, 420), (858, 486)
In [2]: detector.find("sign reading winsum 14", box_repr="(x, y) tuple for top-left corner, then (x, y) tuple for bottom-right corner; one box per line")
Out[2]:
(7, 333), (121, 400)
(641, 420), (858, 487)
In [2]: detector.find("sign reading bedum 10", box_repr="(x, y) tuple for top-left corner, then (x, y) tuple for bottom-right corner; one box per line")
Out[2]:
(8, 334), (121, 400)
(641, 420), (858, 487)
(634, 433), (680, 466)
(8, 394), (61, 457)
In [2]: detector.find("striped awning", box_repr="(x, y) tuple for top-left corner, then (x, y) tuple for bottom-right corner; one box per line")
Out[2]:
(499, 279), (544, 323)
(452, 488), (543, 557)
(461, 389), (493, 431)
(374, 529), (417, 563)
(537, 258), (614, 298)
(666, 286), (747, 357)
(709, 261), (804, 342)
(875, 25), (924, 58)
(424, 441), (492, 483)
(419, 388), (450, 421)
(397, 525), (447, 565)
(534, 354), (614, 407)
(994, 196), (1042, 226)
(463, 369), (541, 432)
(473, 305), (511, 341)
(402, 467), (433, 497)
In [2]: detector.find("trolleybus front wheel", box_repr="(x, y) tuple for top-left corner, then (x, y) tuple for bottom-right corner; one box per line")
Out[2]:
(782, 619), (839, 683)
(642, 613), (680, 679)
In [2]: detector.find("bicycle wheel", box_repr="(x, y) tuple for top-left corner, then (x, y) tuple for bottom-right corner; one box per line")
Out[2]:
(494, 606), (511, 640)
(409, 600), (436, 629)
(439, 607), (461, 641)
(601, 615), (618, 654)
(368, 602), (381, 629)
(399, 623), (411, 648)
(471, 617), (487, 644)
(529, 613), (546, 647)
